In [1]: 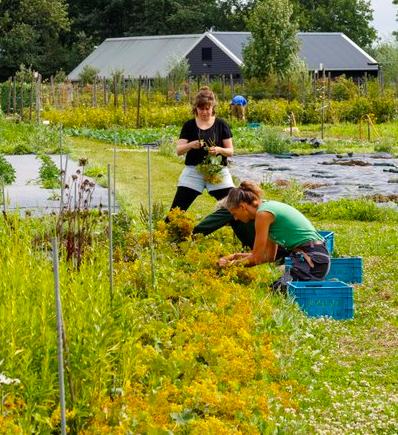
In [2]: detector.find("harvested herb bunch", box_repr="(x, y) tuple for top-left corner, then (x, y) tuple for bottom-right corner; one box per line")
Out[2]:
(196, 139), (224, 184)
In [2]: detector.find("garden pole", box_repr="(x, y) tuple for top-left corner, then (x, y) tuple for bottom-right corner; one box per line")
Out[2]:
(1, 176), (6, 215)
(113, 129), (117, 214)
(136, 76), (141, 128)
(328, 72), (332, 121)
(147, 145), (155, 288)
(51, 237), (67, 435)
(59, 123), (64, 211)
(107, 165), (114, 304)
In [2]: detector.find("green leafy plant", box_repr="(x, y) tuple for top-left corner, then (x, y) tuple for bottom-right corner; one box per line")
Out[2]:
(0, 155), (16, 184)
(37, 154), (60, 189)
(262, 128), (291, 154)
(196, 140), (224, 184)
(139, 201), (167, 229)
(78, 65), (100, 85)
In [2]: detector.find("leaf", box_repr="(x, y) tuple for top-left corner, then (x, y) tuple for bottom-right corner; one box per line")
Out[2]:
(170, 408), (194, 425)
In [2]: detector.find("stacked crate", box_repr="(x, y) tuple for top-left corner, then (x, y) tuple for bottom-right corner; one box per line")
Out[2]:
(286, 231), (362, 320)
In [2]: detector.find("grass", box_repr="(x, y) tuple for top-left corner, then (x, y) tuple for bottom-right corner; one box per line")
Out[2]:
(69, 137), (218, 221)
(66, 121), (398, 157)
(0, 125), (397, 434)
(67, 136), (398, 433)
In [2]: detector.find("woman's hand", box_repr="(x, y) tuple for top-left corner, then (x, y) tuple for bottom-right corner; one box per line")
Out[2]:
(191, 140), (204, 150)
(176, 139), (203, 155)
(218, 257), (230, 268)
(208, 146), (220, 155)
(218, 253), (236, 268)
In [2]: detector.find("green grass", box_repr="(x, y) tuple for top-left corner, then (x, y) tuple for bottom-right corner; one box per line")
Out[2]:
(66, 121), (398, 156)
(67, 136), (398, 433)
(0, 126), (397, 434)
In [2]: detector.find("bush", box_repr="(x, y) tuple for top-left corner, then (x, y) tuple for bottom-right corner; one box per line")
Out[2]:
(261, 128), (291, 154)
(0, 155), (16, 184)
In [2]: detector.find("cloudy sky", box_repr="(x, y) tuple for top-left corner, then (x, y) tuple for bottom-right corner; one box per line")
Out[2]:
(371, 0), (397, 38)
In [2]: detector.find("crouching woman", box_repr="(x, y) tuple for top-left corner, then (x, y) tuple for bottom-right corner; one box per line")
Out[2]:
(218, 181), (330, 290)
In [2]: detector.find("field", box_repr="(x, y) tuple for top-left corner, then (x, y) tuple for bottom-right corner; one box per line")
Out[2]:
(0, 119), (397, 434)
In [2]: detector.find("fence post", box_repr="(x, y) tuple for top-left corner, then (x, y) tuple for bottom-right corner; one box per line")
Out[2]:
(12, 76), (17, 114)
(19, 76), (24, 120)
(146, 76), (150, 103)
(113, 75), (118, 107)
(187, 76), (191, 103)
(36, 73), (41, 124)
(136, 75), (141, 128)
(50, 76), (56, 106)
(103, 77), (107, 106)
(122, 77), (127, 113)
(7, 77), (12, 114)
(92, 77), (97, 107)
(29, 73), (34, 120)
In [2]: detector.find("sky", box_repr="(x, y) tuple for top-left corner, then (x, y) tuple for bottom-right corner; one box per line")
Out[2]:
(371, 0), (397, 39)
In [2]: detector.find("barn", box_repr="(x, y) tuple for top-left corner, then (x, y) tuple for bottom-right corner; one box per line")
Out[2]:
(68, 31), (379, 81)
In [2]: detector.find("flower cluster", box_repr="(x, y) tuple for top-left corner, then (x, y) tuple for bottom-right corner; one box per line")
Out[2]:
(81, 237), (297, 434)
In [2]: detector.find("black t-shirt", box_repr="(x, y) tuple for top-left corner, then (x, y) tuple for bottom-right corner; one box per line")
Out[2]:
(179, 118), (232, 166)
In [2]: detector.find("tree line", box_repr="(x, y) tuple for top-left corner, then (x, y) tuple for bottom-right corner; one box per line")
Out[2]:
(0, 0), (390, 81)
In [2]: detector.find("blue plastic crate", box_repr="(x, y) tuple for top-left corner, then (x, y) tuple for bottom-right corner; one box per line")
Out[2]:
(288, 281), (354, 319)
(285, 257), (363, 283)
(318, 230), (334, 253)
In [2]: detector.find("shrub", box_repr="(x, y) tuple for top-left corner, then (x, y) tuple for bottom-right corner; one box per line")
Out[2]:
(78, 65), (100, 85)
(0, 155), (16, 184)
(37, 154), (60, 189)
(261, 128), (291, 154)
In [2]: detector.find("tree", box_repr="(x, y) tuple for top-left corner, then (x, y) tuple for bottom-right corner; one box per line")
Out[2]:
(291, 0), (377, 47)
(0, 0), (70, 79)
(242, 0), (299, 79)
(368, 38), (398, 86)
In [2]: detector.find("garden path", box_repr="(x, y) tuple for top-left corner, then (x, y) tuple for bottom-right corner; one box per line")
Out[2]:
(3, 155), (112, 215)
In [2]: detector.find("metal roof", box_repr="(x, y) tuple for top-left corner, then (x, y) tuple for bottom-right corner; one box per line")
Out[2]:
(68, 34), (202, 80)
(297, 33), (378, 71)
(68, 31), (378, 80)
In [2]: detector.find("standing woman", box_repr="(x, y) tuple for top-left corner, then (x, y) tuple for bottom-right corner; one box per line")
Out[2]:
(169, 87), (235, 212)
(218, 181), (330, 289)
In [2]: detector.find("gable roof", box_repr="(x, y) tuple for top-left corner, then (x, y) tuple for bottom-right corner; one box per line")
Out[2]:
(70, 34), (202, 79)
(68, 31), (378, 80)
(297, 33), (378, 71)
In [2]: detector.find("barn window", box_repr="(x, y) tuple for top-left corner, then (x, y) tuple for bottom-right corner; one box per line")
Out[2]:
(202, 47), (212, 62)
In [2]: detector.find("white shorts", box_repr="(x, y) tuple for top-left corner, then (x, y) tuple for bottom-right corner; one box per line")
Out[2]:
(177, 165), (235, 193)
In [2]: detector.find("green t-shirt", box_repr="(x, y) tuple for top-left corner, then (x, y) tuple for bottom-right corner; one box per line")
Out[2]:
(257, 200), (324, 249)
